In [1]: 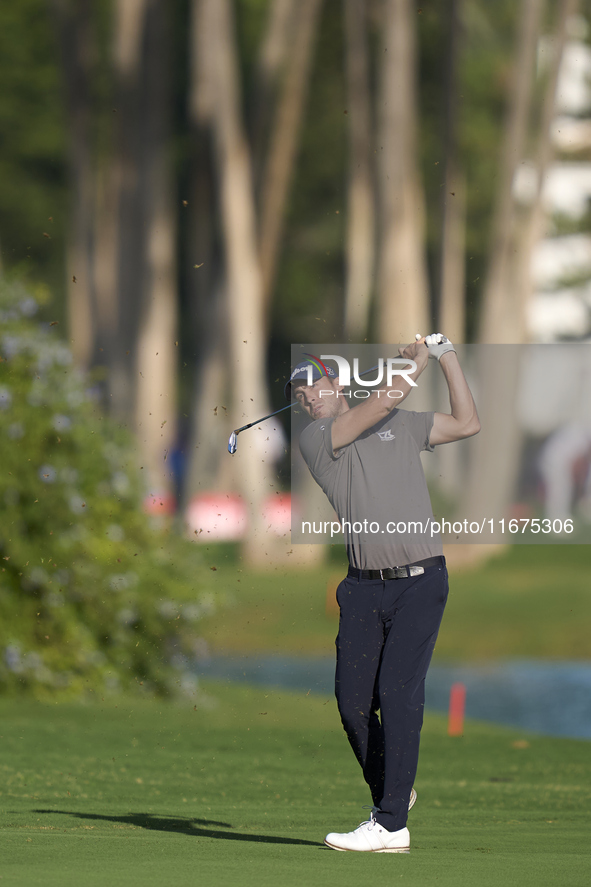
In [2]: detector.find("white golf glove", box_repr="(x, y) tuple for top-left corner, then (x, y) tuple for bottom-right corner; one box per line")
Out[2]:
(424, 333), (456, 361)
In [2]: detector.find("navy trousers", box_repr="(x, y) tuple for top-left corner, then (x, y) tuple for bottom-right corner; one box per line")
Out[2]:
(335, 557), (449, 832)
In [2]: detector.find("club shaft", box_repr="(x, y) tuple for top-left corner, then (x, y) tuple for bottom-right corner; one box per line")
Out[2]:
(232, 363), (381, 435)
(234, 402), (294, 435)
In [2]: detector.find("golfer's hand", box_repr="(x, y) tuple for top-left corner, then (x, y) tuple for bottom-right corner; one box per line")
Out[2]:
(424, 332), (456, 361)
(398, 336), (428, 363)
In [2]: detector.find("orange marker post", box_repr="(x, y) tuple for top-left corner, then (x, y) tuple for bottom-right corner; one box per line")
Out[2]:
(448, 682), (466, 736)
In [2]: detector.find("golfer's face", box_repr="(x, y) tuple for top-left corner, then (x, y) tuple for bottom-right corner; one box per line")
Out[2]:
(292, 377), (342, 419)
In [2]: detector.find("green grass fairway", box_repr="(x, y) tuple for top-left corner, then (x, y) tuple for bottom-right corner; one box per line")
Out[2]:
(197, 544), (591, 660)
(1, 683), (590, 887)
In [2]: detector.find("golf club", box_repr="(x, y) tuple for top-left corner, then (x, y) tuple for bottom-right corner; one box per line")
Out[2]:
(227, 403), (295, 454)
(228, 361), (384, 455)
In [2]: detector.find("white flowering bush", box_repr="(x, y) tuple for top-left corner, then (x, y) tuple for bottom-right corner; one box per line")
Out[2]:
(0, 279), (220, 699)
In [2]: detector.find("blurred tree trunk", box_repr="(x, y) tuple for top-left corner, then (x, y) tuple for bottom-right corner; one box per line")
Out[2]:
(184, 0), (230, 506)
(53, 0), (178, 502)
(461, 0), (545, 558)
(343, 0), (375, 341)
(92, 2), (131, 377)
(376, 0), (429, 343)
(79, 0), (178, 498)
(475, 2), (573, 551)
(205, 0), (278, 565)
(93, 161), (119, 368)
(439, 175), (466, 341)
(106, 0), (153, 424)
(512, 0), (578, 335)
(133, 0), (178, 502)
(477, 0), (544, 344)
(251, 0), (297, 190)
(183, 280), (231, 500)
(258, 0), (323, 312)
(434, 1), (466, 513)
(51, 0), (96, 368)
(437, 0), (466, 343)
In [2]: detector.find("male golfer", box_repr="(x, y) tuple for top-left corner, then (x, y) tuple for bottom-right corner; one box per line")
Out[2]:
(288, 335), (479, 853)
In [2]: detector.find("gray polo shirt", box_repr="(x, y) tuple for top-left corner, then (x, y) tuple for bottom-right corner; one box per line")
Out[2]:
(299, 409), (443, 569)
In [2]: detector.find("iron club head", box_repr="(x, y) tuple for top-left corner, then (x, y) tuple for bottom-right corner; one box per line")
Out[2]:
(228, 431), (238, 454)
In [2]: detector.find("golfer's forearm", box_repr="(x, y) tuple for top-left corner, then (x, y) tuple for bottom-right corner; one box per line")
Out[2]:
(439, 352), (479, 429)
(376, 353), (428, 413)
(331, 353), (428, 450)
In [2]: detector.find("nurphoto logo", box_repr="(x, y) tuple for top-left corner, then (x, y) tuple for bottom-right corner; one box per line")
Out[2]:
(315, 355), (418, 388)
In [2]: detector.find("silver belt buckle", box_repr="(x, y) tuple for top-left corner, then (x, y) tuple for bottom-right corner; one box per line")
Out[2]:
(379, 569), (384, 580)
(409, 565), (424, 577)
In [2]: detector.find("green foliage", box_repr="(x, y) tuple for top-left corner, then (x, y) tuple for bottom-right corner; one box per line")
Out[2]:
(0, 279), (224, 700)
(0, 0), (67, 296)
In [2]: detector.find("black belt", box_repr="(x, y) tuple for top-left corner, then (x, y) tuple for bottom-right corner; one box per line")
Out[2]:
(347, 555), (445, 581)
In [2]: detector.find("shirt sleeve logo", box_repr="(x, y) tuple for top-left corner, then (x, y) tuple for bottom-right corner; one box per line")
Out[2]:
(376, 429), (395, 441)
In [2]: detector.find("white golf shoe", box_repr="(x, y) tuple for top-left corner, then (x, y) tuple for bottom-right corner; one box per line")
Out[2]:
(324, 814), (410, 853)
